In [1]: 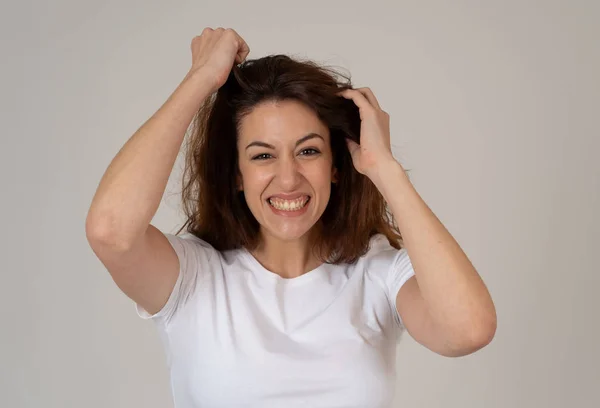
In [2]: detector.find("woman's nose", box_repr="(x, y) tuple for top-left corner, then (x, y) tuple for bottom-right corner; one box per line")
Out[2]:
(276, 157), (301, 189)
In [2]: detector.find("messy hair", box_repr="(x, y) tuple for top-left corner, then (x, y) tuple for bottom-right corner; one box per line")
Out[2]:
(175, 54), (409, 264)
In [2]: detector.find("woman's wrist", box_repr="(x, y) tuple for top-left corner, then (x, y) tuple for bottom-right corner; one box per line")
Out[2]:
(184, 67), (219, 95)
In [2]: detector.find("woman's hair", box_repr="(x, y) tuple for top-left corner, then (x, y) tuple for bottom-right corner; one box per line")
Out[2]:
(175, 54), (409, 264)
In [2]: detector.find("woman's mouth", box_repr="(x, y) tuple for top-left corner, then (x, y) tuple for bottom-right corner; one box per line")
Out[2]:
(267, 196), (311, 213)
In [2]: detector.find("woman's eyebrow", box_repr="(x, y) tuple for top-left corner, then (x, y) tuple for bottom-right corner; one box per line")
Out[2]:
(245, 140), (275, 150)
(295, 133), (324, 146)
(245, 133), (324, 150)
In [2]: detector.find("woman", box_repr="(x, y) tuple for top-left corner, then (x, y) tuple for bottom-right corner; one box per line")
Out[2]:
(86, 27), (497, 407)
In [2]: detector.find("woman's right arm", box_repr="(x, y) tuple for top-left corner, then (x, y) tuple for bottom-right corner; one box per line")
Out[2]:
(85, 28), (249, 315)
(85, 70), (213, 249)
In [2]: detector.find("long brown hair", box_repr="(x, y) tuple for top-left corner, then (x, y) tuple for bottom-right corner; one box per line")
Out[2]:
(175, 54), (409, 264)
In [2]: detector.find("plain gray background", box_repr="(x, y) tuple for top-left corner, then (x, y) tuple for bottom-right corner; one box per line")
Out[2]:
(1, 0), (598, 407)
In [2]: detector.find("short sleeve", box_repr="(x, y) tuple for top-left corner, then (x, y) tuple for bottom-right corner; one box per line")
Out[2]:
(366, 235), (416, 330)
(135, 232), (216, 324)
(385, 247), (416, 329)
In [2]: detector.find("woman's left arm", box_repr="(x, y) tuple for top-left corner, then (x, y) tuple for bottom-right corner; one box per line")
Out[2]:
(375, 160), (496, 357)
(338, 88), (497, 357)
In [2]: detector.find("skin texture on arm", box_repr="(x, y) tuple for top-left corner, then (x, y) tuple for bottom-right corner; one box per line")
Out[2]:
(338, 87), (497, 357)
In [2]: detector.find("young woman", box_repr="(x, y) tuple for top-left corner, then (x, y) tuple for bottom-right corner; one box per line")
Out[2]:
(86, 27), (496, 408)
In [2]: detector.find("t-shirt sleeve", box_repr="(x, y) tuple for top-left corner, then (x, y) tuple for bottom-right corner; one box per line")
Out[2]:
(134, 232), (216, 324)
(368, 235), (416, 330)
(385, 246), (416, 329)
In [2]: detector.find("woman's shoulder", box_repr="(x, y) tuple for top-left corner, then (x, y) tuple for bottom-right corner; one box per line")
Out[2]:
(166, 231), (216, 249)
(364, 233), (400, 258)
(169, 232), (250, 265)
(357, 233), (410, 274)
(163, 231), (224, 267)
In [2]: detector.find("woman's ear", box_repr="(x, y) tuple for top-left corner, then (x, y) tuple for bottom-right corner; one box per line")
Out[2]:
(331, 167), (338, 184)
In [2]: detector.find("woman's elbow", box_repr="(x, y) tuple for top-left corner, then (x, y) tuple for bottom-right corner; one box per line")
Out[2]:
(444, 313), (497, 357)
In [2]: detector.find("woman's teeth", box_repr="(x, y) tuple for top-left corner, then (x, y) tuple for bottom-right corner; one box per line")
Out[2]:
(268, 196), (310, 211)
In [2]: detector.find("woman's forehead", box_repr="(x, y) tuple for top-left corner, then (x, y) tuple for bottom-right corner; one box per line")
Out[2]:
(239, 101), (328, 135)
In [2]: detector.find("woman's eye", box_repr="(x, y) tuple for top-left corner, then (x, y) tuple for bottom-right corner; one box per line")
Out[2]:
(252, 149), (320, 160)
(300, 148), (320, 156)
(252, 153), (272, 160)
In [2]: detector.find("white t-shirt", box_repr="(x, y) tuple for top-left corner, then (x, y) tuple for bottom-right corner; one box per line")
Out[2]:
(136, 232), (416, 408)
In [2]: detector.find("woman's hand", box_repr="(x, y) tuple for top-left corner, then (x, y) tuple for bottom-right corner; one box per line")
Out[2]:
(187, 27), (250, 93)
(337, 88), (397, 180)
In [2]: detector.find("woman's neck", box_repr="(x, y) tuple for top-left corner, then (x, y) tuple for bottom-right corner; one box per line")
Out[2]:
(250, 229), (322, 279)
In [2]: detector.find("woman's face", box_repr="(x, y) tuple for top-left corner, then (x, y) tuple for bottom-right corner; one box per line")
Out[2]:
(237, 99), (337, 243)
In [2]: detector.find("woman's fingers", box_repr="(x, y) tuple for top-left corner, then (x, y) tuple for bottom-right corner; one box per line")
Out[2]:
(356, 87), (381, 110)
(227, 28), (250, 63)
(338, 88), (378, 118)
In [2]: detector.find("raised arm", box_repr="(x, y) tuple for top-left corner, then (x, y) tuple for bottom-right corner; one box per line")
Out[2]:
(85, 28), (249, 315)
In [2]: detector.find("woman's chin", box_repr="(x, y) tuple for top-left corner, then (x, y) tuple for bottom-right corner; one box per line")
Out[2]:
(261, 222), (316, 243)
